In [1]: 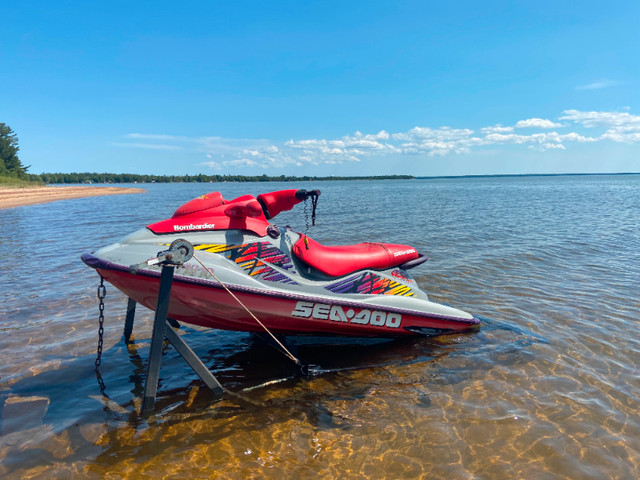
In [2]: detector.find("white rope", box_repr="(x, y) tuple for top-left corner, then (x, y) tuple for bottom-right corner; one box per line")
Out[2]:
(191, 253), (302, 366)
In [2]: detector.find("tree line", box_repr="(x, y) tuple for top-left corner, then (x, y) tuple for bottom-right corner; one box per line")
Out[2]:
(38, 172), (415, 184)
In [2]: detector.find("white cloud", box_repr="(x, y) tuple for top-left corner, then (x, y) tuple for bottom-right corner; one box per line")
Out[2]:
(126, 133), (189, 141)
(559, 109), (640, 128)
(241, 149), (262, 157)
(119, 108), (640, 170)
(393, 126), (475, 141)
(576, 79), (620, 90)
(227, 158), (259, 167)
(515, 118), (563, 129)
(559, 109), (640, 144)
(540, 143), (566, 150)
(481, 124), (514, 134)
(479, 131), (596, 151)
(198, 161), (221, 170)
(601, 131), (640, 143)
(112, 142), (182, 151)
(352, 130), (390, 141)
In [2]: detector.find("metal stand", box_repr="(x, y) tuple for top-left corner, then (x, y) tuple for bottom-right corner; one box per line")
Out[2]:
(125, 239), (225, 414)
(124, 297), (136, 344)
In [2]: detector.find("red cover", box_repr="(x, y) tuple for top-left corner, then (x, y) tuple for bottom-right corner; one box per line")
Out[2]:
(293, 235), (419, 277)
(172, 192), (224, 217)
(148, 190), (312, 236)
(148, 192), (271, 236)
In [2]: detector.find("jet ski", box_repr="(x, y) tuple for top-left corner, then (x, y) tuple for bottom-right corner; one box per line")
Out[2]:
(81, 189), (480, 338)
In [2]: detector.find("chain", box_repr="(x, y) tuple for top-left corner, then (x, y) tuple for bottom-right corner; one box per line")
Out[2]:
(303, 198), (311, 236)
(303, 193), (319, 250)
(310, 192), (318, 226)
(95, 276), (106, 369)
(303, 192), (319, 232)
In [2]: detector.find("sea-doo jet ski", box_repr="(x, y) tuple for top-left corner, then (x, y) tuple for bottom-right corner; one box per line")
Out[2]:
(82, 189), (479, 337)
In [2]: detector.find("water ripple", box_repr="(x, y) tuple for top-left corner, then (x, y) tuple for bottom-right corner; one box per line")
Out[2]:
(1, 176), (640, 479)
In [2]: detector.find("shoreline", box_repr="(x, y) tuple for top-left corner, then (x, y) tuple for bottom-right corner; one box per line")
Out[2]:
(0, 185), (147, 210)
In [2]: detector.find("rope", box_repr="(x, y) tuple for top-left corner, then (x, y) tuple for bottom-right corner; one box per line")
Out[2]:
(191, 253), (303, 366)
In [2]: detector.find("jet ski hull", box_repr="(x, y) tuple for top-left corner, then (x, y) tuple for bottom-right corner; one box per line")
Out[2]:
(82, 252), (479, 338)
(81, 188), (480, 338)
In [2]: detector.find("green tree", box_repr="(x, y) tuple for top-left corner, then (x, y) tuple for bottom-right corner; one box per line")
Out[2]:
(0, 123), (29, 178)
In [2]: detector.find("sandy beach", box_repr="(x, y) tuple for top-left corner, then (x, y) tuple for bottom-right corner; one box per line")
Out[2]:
(0, 185), (146, 209)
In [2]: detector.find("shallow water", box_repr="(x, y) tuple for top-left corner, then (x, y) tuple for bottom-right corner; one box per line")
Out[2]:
(1, 176), (639, 478)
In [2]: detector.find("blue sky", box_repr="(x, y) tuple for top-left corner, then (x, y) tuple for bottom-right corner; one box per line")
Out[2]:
(2, 1), (639, 177)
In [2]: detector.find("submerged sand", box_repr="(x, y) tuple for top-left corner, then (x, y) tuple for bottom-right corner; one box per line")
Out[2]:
(0, 186), (146, 210)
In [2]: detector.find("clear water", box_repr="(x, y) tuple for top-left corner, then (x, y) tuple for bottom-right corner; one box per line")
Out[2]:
(1, 176), (639, 478)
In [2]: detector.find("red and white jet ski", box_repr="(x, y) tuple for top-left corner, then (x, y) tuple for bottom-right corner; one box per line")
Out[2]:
(82, 189), (479, 338)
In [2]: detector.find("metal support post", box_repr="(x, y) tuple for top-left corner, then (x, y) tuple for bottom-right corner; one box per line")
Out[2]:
(123, 239), (224, 414)
(142, 264), (174, 413)
(124, 297), (137, 343)
(164, 325), (224, 394)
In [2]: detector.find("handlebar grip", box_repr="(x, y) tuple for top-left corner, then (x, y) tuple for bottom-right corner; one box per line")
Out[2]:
(295, 189), (321, 200)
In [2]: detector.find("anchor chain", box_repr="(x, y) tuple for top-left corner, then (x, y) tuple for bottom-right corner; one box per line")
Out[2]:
(95, 277), (106, 369)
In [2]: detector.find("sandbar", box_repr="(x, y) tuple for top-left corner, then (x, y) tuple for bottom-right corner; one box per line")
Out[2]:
(0, 186), (147, 210)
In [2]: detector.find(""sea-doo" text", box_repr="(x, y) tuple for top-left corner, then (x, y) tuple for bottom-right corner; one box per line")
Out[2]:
(291, 301), (401, 328)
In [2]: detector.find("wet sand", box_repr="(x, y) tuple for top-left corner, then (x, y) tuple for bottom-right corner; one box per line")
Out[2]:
(0, 186), (146, 209)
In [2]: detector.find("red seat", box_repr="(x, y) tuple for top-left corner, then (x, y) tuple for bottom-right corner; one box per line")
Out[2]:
(292, 235), (420, 277)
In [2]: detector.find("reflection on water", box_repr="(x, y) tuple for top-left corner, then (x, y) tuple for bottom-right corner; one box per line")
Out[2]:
(1, 176), (639, 478)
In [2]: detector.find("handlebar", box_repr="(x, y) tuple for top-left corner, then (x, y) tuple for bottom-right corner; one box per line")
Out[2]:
(295, 189), (321, 200)
(257, 189), (321, 221)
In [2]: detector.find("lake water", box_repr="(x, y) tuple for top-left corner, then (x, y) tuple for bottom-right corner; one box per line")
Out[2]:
(1, 176), (639, 479)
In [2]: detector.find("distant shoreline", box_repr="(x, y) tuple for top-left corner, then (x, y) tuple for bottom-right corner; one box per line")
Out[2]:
(1, 173), (636, 209)
(0, 186), (146, 210)
(416, 172), (640, 180)
(33, 171), (640, 185)
(36, 173), (414, 184)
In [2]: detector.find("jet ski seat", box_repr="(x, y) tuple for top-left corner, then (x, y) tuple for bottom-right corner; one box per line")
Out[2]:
(292, 234), (425, 277)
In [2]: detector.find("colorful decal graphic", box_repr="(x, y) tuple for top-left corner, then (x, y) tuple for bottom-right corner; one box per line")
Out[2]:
(391, 269), (415, 283)
(195, 242), (298, 285)
(325, 272), (415, 297)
